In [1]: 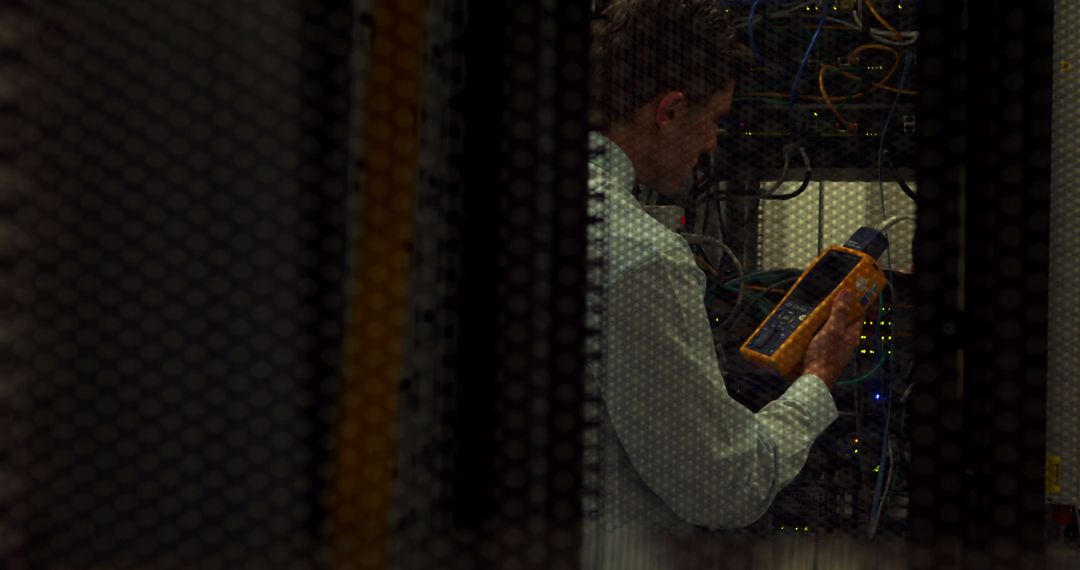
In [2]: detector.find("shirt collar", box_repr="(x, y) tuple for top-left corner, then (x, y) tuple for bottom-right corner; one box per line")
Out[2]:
(588, 131), (637, 196)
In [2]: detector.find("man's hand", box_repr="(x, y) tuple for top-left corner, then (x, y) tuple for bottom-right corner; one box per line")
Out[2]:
(800, 288), (871, 390)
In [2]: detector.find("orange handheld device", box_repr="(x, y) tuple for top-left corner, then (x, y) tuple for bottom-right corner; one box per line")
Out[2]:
(738, 227), (889, 378)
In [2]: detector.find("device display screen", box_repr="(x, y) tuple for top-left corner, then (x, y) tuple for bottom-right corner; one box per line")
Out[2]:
(785, 250), (861, 311)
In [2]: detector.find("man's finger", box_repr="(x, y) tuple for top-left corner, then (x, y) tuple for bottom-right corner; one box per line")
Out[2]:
(830, 289), (854, 323)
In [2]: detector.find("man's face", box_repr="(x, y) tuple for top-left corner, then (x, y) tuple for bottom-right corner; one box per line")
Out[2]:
(648, 84), (734, 195)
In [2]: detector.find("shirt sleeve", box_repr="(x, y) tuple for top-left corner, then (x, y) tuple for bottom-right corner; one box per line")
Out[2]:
(603, 245), (839, 529)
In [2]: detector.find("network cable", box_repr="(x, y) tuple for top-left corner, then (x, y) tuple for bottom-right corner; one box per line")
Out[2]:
(871, 437), (896, 535)
(682, 233), (746, 330)
(878, 376), (916, 521)
(866, 358), (893, 538)
(878, 214), (915, 235)
(721, 269), (800, 316)
(870, 58), (915, 532)
(833, 284), (891, 535)
(874, 360), (916, 534)
(877, 50), (914, 297)
(884, 150), (917, 201)
(789, 11), (829, 112)
(748, 0), (769, 68)
(747, 0), (830, 71)
(763, 144), (813, 199)
(708, 145), (812, 201)
(836, 291), (888, 386)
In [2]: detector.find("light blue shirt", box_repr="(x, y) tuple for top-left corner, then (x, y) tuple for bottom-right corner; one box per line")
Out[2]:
(584, 131), (839, 561)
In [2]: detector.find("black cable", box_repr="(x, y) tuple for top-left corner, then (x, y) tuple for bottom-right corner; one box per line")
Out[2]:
(762, 166), (812, 200)
(708, 145), (813, 201)
(883, 150), (917, 202)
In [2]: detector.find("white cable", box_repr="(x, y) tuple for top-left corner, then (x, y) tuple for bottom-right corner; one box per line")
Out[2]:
(851, 10), (920, 45)
(792, 12), (862, 31)
(870, 31), (920, 47)
(764, 145), (810, 197)
(824, 16), (861, 31)
(878, 214), (915, 235)
(900, 381), (915, 403)
(763, 148), (793, 196)
(851, 9), (919, 36)
(869, 438), (895, 537)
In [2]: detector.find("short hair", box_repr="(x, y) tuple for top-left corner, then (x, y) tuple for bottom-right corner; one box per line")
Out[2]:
(590, 0), (752, 129)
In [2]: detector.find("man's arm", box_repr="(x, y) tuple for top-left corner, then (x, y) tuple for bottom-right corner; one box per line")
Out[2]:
(603, 247), (840, 529)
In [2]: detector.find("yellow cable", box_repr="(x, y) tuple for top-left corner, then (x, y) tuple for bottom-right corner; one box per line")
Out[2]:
(845, 44), (920, 96)
(746, 42), (919, 132)
(741, 91), (867, 103)
(696, 255), (721, 278)
(863, 0), (903, 40)
(819, 64), (857, 131)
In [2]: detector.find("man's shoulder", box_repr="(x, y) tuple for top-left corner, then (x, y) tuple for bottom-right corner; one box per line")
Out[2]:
(603, 192), (699, 282)
(586, 132), (697, 281)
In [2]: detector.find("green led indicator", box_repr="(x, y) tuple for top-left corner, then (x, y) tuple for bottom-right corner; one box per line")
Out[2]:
(874, 465), (880, 473)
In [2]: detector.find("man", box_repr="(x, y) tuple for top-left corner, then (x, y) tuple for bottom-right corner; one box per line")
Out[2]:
(584, 1), (870, 566)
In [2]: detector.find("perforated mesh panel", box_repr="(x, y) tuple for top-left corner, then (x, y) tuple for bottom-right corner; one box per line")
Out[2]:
(5, 1), (1066, 569)
(9, 2), (353, 568)
(1047, 0), (1080, 507)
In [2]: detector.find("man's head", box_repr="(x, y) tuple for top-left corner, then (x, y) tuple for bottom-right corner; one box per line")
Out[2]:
(591, 0), (751, 195)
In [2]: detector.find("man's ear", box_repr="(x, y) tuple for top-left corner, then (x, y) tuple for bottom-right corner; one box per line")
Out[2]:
(655, 91), (686, 126)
